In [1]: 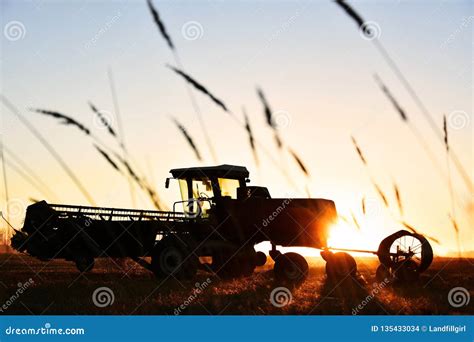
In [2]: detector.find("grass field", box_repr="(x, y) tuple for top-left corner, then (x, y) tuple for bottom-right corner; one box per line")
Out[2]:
(0, 253), (472, 315)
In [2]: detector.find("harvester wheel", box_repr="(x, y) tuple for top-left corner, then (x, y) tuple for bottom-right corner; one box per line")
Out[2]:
(255, 251), (267, 267)
(375, 264), (391, 282)
(393, 259), (419, 283)
(274, 252), (308, 285)
(213, 250), (256, 278)
(325, 252), (357, 281)
(151, 237), (198, 279)
(75, 256), (94, 272)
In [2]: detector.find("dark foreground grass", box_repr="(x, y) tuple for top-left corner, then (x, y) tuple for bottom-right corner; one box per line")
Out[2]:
(0, 254), (472, 315)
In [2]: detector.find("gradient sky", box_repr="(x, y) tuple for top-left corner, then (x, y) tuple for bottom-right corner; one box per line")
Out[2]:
(1, 0), (472, 255)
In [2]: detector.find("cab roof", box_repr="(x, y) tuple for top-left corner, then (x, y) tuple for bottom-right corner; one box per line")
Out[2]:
(169, 164), (249, 180)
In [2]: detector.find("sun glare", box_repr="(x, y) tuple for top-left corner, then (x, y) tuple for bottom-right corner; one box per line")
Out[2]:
(327, 217), (385, 255)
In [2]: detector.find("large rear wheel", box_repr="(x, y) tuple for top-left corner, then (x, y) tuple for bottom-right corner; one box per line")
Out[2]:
(75, 256), (94, 272)
(212, 248), (257, 278)
(151, 236), (198, 279)
(325, 252), (357, 281)
(273, 252), (309, 285)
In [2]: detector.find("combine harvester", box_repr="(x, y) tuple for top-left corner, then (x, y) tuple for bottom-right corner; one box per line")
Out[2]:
(12, 165), (433, 284)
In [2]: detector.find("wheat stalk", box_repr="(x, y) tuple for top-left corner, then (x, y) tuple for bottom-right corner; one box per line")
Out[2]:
(335, 0), (472, 193)
(393, 182), (403, 217)
(146, 0), (174, 50)
(89, 102), (117, 138)
(242, 107), (259, 166)
(1, 95), (96, 205)
(171, 117), (202, 161)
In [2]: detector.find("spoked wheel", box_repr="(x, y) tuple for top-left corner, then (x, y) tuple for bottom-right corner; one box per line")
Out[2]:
(325, 252), (357, 281)
(151, 236), (198, 279)
(377, 230), (433, 283)
(274, 252), (309, 285)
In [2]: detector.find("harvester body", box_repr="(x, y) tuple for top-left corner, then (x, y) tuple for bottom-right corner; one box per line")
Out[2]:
(12, 164), (432, 283)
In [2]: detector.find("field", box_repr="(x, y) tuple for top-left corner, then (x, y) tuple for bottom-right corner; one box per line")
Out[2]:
(0, 253), (472, 315)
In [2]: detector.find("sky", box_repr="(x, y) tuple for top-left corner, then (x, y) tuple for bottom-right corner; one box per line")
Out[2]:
(0, 0), (472, 255)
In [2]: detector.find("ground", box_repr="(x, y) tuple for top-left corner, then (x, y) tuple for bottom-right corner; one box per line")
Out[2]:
(0, 254), (472, 315)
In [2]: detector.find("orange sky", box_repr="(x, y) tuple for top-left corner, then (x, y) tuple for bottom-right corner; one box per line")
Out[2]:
(1, 0), (472, 256)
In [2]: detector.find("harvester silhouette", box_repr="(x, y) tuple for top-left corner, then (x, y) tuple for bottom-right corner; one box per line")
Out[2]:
(12, 165), (433, 284)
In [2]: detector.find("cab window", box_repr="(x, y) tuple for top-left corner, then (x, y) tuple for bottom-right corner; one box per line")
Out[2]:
(218, 178), (240, 199)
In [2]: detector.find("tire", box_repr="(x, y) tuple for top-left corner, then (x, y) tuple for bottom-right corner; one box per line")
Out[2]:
(75, 256), (94, 272)
(274, 252), (309, 284)
(393, 259), (419, 283)
(325, 252), (357, 281)
(375, 264), (391, 282)
(213, 250), (256, 278)
(255, 251), (267, 267)
(151, 236), (198, 279)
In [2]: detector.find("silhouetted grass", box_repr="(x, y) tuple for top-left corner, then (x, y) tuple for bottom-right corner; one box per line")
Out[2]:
(167, 65), (228, 113)
(171, 118), (202, 161)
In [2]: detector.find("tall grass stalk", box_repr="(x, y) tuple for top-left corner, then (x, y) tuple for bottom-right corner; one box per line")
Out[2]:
(335, 0), (472, 193)
(0, 95), (96, 205)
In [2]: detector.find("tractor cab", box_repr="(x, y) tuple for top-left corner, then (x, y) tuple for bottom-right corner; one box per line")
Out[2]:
(167, 164), (251, 217)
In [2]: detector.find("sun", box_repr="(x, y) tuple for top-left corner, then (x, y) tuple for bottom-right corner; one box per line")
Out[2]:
(327, 217), (386, 255)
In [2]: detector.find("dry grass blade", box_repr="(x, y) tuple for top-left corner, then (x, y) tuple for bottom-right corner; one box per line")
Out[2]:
(374, 74), (407, 121)
(147, 0), (174, 50)
(393, 182), (403, 216)
(443, 114), (449, 151)
(449, 214), (459, 233)
(288, 147), (309, 176)
(350, 136), (367, 165)
(94, 145), (121, 173)
(243, 108), (259, 166)
(256, 87), (284, 149)
(31, 108), (90, 135)
(171, 118), (202, 161)
(401, 221), (440, 245)
(274, 134), (283, 149)
(351, 211), (361, 230)
(448, 214), (461, 257)
(256, 87), (274, 128)
(167, 65), (228, 113)
(334, 0), (364, 27)
(373, 183), (389, 207)
(334, 0), (374, 36)
(0, 95), (96, 205)
(89, 102), (117, 137)
(338, 215), (350, 225)
(361, 196), (366, 215)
